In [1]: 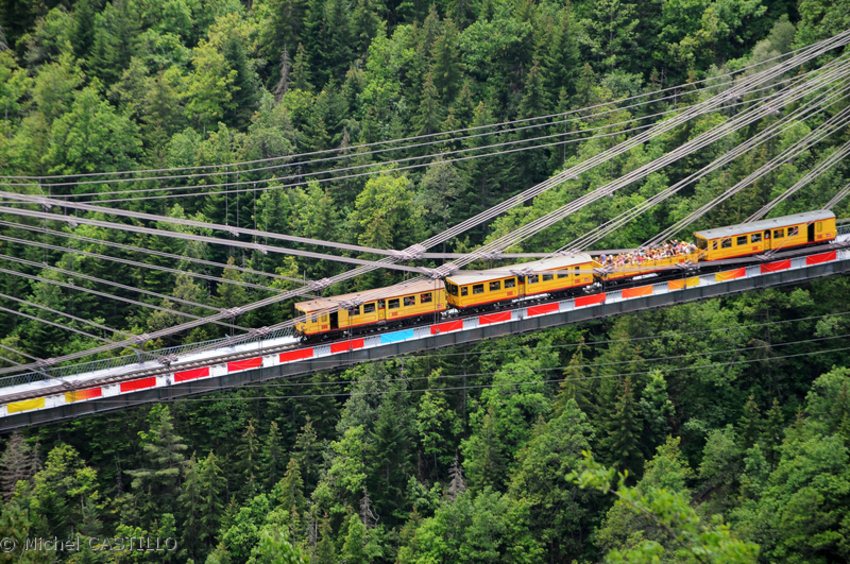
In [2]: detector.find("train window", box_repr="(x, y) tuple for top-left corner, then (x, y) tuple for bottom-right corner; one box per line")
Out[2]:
(321, 314), (328, 322)
(712, 241), (717, 250)
(505, 278), (516, 288)
(473, 284), (484, 294)
(420, 293), (433, 304)
(528, 275), (539, 284)
(349, 306), (360, 316)
(447, 283), (458, 296)
(751, 233), (761, 243)
(404, 296), (415, 306)
(542, 273), (553, 281)
(388, 299), (400, 309)
(697, 238), (707, 250)
(489, 281), (501, 291)
(722, 239), (732, 248)
(364, 303), (376, 314)
(311, 313), (317, 323)
(461, 287), (468, 296)
(556, 270), (566, 279)
(378, 299), (385, 309)
(774, 229), (784, 238)
(789, 226), (799, 236)
(736, 236), (747, 246)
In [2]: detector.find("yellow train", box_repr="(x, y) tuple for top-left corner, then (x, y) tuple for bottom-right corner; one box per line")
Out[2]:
(295, 210), (837, 338)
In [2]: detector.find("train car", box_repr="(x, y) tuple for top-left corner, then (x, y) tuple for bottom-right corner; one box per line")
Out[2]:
(295, 279), (447, 337)
(694, 210), (836, 261)
(444, 254), (598, 310)
(597, 249), (698, 283)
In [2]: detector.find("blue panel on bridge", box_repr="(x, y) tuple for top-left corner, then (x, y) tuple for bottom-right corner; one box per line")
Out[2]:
(380, 329), (415, 344)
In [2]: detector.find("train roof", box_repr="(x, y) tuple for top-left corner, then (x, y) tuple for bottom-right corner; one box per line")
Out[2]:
(294, 279), (444, 312)
(693, 210), (835, 240)
(446, 254), (594, 286)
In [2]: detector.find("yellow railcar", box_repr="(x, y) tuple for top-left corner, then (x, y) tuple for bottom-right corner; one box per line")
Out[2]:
(295, 279), (446, 336)
(694, 210), (836, 261)
(444, 254), (598, 310)
(598, 252), (698, 282)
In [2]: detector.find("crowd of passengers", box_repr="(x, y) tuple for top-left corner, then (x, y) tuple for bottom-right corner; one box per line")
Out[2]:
(599, 240), (697, 268)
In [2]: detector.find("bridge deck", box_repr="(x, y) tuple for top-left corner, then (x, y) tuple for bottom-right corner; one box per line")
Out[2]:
(1, 242), (848, 431)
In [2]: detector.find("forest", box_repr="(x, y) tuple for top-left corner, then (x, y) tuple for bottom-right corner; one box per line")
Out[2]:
(1, 0), (850, 560)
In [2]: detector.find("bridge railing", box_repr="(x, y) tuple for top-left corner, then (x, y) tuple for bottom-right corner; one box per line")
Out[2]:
(0, 326), (296, 390)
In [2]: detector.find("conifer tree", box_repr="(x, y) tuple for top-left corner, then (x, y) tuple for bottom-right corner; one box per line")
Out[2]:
(446, 456), (466, 502)
(369, 400), (412, 521)
(462, 405), (506, 491)
(262, 421), (285, 490)
(639, 370), (675, 451)
(341, 513), (368, 563)
(762, 398), (785, 464)
(0, 431), (38, 500)
(599, 377), (643, 475)
(277, 457), (307, 517)
(314, 514), (336, 564)
(290, 43), (312, 92)
(430, 18), (461, 102)
(129, 405), (187, 518)
(555, 336), (589, 414)
(200, 451), (226, 549)
(737, 395), (763, 451)
(832, 381), (850, 442)
(179, 452), (204, 561)
(414, 72), (444, 136)
(238, 419), (261, 500)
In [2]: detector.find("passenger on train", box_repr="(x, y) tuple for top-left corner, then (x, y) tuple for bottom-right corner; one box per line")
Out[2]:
(600, 240), (696, 267)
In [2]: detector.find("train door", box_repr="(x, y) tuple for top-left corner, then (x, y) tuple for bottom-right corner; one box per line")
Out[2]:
(808, 223), (815, 243)
(330, 311), (339, 330)
(517, 276), (526, 299)
(764, 230), (772, 251)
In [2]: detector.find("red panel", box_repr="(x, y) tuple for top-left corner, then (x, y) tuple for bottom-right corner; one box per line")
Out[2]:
(527, 303), (559, 317)
(120, 377), (157, 393)
(716, 267), (747, 281)
(760, 259), (791, 273)
(66, 387), (102, 403)
(228, 357), (263, 372)
(175, 366), (209, 382)
(575, 293), (606, 308)
(280, 348), (314, 363)
(331, 339), (364, 353)
(622, 285), (652, 299)
(479, 311), (512, 325)
(806, 250), (837, 265)
(431, 320), (463, 335)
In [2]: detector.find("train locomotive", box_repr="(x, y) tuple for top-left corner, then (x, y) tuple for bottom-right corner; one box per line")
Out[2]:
(295, 210), (837, 339)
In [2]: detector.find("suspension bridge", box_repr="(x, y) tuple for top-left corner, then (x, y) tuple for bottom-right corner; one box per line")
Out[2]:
(2, 30), (850, 430)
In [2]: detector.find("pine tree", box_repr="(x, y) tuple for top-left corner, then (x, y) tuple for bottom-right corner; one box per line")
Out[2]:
(639, 370), (674, 451)
(430, 19), (461, 102)
(341, 513), (368, 563)
(599, 377), (643, 475)
(290, 43), (312, 92)
(0, 431), (38, 500)
(555, 336), (589, 414)
(314, 514), (336, 564)
(292, 418), (320, 489)
(832, 382), (850, 442)
(762, 398), (785, 464)
(413, 72), (444, 137)
(276, 457), (307, 516)
(275, 46), (291, 102)
(262, 421), (285, 490)
(737, 395), (763, 451)
(369, 400), (412, 521)
(179, 452), (204, 561)
(446, 455), (466, 502)
(200, 451), (226, 549)
(237, 419), (261, 500)
(128, 405), (188, 518)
